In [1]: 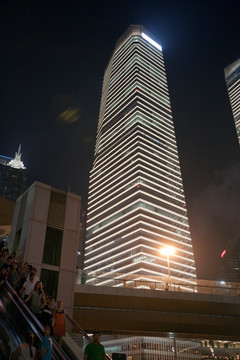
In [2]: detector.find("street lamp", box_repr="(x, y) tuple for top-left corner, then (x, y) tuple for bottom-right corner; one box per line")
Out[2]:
(160, 246), (175, 283)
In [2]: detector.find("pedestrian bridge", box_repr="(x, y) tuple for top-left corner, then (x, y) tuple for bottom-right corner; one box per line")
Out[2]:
(73, 279), (240, 340)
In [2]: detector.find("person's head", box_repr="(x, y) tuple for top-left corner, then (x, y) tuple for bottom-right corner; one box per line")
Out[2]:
(7, 255), (14, 263)
(93, 331), (101, 343)
(1, 266), (7, 275)
(47, 297), (54, 306)
(0, 242), (5, 253)
(27, 264), (32, 273)
(31, 267), (37, 275)
(57, 300), (63, 310)
(29, 273), (35, 282)
(25, 332), (34, 345)
(24, 332), (34, 357)
(2, 249), (9, 257)
(34, 281), (42, 292)
(2, 262), (10, 272)
(44, 324), (53, 336)
(11, 262), (18, 271)
(23, 262), (28, 271)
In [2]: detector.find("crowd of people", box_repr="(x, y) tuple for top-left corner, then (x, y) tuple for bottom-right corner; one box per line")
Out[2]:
(0, 242), (107, 360)
(0, 242), (66, 359)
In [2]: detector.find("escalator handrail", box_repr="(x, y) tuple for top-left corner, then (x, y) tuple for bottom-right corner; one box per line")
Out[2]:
(57, 304), (112, 360)
(65, 312), (92, 342)
(64, 313), (112, 360)
(4, 281), (70, 360)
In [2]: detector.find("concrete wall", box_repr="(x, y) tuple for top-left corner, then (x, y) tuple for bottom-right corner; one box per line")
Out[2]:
(9, 181), (81, 314)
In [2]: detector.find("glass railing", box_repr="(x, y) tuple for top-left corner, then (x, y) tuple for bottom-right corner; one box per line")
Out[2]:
(76, 270), (240, 296)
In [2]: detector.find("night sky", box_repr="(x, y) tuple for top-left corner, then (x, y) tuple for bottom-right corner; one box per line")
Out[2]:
(1, 1), (240, 280)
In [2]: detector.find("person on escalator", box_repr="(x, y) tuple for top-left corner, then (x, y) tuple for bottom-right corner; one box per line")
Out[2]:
(24, 281), (46, 318)
(13, 332), (37, 360)
(1, 255), (14, 273)
(0, 248), (9, 268)
(26, 267), (39, 285)
(52, 300), (66, 347)
(39, 324), (53, 360)
(0, 265), (8, 287)
(20, 273), (36, 305)
(40, 297), (54, 326)
(9, 261), (19, 290)
(18, 263), (31, 290)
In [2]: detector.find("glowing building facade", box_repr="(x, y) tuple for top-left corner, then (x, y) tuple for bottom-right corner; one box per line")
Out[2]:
(84, 25), (196, 284)
(0, 146), (27, 202)
(224, 58), (240, 145)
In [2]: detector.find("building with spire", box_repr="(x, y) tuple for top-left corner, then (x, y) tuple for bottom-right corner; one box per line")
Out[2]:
(0, 155), (13, 166)
(84, 25), (196, 286)
(224, 58), (240, 145)
(0, 145), (28, 201)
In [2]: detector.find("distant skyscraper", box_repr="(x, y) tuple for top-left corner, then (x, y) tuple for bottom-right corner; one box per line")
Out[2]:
(0, 145), (28, 201)
(219, 238), (240, 283)
(224, 58), (240, 145)
(0, 155), (13, 166)
(84, 25), (196, 284)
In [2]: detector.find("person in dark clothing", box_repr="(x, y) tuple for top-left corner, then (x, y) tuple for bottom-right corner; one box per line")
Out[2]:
(84, 331), (107, 360)
(18, 262), (30, 290)
(41, 297), (54, 326)
(9, 261), (19, 290)
(0, 249), (9, 269)
(0, 266), (8, 287)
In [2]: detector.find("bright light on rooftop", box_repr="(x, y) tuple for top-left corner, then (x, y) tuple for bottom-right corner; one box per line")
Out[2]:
(142, 33), (162, 51)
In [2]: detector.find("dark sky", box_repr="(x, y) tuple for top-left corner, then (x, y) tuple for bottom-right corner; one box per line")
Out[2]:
(1, 1), (240, 280)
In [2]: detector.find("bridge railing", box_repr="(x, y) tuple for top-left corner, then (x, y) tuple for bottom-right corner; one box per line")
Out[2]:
(76, 270), (240, 296)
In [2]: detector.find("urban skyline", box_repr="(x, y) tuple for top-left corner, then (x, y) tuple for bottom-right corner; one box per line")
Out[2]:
(84, 25), (196, 284)
(1, 1), (240, 280)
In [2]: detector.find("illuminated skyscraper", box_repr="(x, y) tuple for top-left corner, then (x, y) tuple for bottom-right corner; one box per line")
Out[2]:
(224, 58), (240, 145)
(0, 155), (13, 166)
(0, 145), (27, 201)
(84, 25), (196, 284)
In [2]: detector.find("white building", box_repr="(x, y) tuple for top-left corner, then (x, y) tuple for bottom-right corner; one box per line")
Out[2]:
(224, 58), (240, 145)
(84, 25), (196, 285)
(9, 181), (81, 313)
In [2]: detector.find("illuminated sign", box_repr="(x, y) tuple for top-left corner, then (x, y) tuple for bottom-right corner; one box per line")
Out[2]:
(221, 249), (227, 258)
(142, 33), (162, 51)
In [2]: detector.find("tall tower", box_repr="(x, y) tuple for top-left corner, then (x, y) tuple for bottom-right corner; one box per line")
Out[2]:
(0, 145), (28, 201)
(224, 58), (240, 145)
(84, 25), (196, 284)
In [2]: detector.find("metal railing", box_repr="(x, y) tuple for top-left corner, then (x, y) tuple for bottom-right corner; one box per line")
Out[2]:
(64, 313), (112, 360)
(76, 270), (240, 297)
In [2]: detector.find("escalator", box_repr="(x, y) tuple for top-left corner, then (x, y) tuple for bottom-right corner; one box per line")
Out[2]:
(0, 281), (89, 359)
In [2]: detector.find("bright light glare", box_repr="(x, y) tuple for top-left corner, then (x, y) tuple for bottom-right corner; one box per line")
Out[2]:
(142, 33), (162, 51)
(160, 246), (175, 256)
